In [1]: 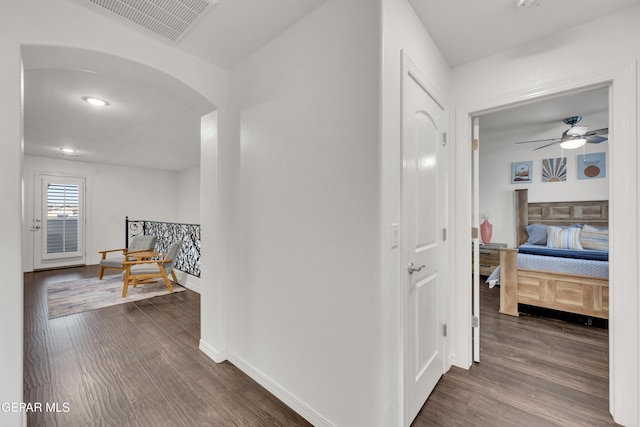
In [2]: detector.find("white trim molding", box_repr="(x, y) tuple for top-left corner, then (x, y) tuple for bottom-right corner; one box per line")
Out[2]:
(198, 339), (227, 364)
(228, 355), (334, 427)
(174, 270), (201, 294)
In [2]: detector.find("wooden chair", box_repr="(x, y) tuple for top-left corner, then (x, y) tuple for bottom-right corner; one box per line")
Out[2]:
(98, 235), (157, 279)
(121, 240), (182, 297)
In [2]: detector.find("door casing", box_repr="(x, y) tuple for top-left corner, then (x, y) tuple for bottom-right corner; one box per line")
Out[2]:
(26, 171), (88, 271)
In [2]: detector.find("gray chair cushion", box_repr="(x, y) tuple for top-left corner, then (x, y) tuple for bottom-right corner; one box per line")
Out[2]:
(162, 241), (182, 272)
(123, 240), (182, 277)
(101, 255), (126, 267)
(129, 263), (163, 275)
(129, 235), (157, 252)
(100, 235), (157, 268)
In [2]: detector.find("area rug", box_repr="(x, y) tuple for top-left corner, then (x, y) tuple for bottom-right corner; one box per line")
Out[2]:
(47, 275), (185, 319)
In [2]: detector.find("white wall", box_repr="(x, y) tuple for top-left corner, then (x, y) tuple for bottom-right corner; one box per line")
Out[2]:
(380, 0), (451, 425)
(0, 19), (24, 427)
(224, 0), (381, 425)
(451, 7), (639, 426)
(23, 155), (184, 269)
(178, 166), (200, 224)
(479, 143), (609, 247)
(0, 1), (227, 425)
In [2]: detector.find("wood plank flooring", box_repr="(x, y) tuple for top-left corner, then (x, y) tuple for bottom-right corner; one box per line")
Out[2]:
(413, 283), (618, 426)
(24, 266), (310, 427)
(25, 266), (618, 426)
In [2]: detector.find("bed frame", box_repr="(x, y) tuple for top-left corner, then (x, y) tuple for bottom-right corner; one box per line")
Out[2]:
(499, 189), (609, 319)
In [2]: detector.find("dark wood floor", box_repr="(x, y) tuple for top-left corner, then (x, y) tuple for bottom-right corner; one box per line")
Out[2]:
(24, 265), (310, 426)
(24, 267), (618, 426)
(413, 283), (617, 427)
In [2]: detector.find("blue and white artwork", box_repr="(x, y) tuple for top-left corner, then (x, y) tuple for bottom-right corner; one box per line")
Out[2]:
(511, 161), (533, 184)
(578, 152), (606, 179)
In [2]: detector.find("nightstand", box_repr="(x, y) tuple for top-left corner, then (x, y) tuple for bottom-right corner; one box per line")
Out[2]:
(479, 243), (507, 276)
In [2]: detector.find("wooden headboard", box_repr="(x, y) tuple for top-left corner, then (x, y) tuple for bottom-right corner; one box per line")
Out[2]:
(515, 189), (609, 246)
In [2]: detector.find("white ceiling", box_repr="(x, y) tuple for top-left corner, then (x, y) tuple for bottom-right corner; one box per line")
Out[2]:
(479, 86), (609, 151)
(23, 45), (213, 171)
(408, 0), (640, 67)
(177, 0), (327, 68)
(23, 0), (635, 171)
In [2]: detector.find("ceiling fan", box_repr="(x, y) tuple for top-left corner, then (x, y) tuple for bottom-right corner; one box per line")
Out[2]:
(515, 116), (609, 151)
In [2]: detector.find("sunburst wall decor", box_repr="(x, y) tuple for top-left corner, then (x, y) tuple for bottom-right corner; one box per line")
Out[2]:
(542, 157), (567, 182)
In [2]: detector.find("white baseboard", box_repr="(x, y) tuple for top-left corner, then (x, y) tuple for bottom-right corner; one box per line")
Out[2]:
(199, 339), (227, 363)
(175, 270), (201, 294)
(229, 355), (334, 427)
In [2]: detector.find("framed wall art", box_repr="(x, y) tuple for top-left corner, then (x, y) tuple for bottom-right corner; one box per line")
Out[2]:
(578, 152), (606, 179)
(511, 161), (533, 184)
(542, 157), (567, 182)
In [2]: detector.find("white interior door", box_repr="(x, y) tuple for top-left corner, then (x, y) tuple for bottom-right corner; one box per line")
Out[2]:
(472, 118), (481, 363)
(402, 54), (446, 424)
(33, 174), (86, 269)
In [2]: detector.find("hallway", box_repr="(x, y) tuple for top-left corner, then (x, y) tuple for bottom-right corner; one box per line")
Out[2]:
(24, 266), (617, 426)
(23, 266), (309, 426)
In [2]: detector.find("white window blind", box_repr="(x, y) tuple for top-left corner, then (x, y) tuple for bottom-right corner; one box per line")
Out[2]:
(46, 183), (80, 254)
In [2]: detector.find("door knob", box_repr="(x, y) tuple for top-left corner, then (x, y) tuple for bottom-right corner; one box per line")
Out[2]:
(407, 262), (426, 274)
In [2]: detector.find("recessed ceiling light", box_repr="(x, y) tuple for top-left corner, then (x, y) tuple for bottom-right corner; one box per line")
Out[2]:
(61, 148), (76, 154)
(516, 0), (541, 8)
(82, 96), (109, 107)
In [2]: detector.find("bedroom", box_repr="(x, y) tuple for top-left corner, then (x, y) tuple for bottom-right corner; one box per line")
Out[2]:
(478, 85), (609, 317)
(478, 86), (609, 256)
(474, 85), (610, 405)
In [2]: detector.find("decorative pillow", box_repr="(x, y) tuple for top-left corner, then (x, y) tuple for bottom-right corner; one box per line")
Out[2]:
(525, 223), (581, 245)
(547, 226), (583, 250)
(580, 224), (609, 251)
(525, 223), (548, 245)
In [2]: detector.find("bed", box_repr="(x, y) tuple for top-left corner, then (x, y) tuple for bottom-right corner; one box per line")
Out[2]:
(495, 189), (609, 319)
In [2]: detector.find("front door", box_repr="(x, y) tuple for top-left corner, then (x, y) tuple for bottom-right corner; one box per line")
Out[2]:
(402, 54), (446, 424)
(33, 174), (86, 269)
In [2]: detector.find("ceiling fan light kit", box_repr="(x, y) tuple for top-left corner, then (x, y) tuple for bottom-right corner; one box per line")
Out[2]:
(560, 138), (587, 149)
(566, 125), (588, 136)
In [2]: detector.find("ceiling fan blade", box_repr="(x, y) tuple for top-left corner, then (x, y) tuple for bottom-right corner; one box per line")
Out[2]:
(515, 137), (560, 144)
(532, 140), (561, 151)
(587, 135), (608, 144)
(586, 127), (608, 136)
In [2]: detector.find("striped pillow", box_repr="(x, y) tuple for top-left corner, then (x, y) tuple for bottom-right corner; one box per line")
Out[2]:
(547, 226), (583, 250)
(580, 224), (609, 252)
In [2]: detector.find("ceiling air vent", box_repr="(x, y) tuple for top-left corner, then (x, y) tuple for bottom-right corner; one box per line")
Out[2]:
(86, 0), (218, 42)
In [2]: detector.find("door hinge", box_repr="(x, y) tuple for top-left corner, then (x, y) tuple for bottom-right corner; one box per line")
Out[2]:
(442, 324), (447, 337)
(472, 138), (478, 150)
(472, 227), (479, 239)
(472, 316), (479, 328)
(442, 228), (447, 241)
(442, 132), (447, 146)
